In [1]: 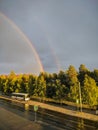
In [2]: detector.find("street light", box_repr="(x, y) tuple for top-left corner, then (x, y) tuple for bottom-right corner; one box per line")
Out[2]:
(78, 82), (82, 112)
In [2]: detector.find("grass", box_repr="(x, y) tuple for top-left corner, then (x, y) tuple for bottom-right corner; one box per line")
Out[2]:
(30, 96), (97, 110)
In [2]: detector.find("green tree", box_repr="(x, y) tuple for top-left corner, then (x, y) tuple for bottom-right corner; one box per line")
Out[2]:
(91, 69), (98, 86)
(46, 78), (56, 98)
(69, 82), (81, 102)
(0, 75), (6, 93)
(15, 74), (23, 93)
(78, 64), (90, 85)
(82, 75), (98, 107)
(28, 75), (36, 95)
(20, 74), (29, 93)
(58, 71), (67, 85)
(3, 78), (9, 94)
(34, 75), (46, 101)
(66, 65), (78, 86)
(9, 77), (17, 93)
(58, 70), (69, 95)
(79, 64), (89, 73)
(55, 79), (66, 103)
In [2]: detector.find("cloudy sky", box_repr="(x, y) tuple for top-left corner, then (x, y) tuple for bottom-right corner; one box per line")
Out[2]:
(0, 0), (98, 74)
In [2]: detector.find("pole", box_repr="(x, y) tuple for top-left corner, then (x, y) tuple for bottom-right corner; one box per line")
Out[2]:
(79, 82), (82, 112)
(34, 111), (37, 122)
(34, 105), (38, 122)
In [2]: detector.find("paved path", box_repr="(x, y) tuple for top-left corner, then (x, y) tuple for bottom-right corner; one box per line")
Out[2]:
(0, 96), (98, 122)
(28, 100), (98, 122)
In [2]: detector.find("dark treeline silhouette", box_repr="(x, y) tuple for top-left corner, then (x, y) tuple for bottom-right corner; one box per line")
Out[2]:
(0, 64), (98, 107)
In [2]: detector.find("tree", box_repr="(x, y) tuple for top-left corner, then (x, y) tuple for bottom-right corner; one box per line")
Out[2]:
(91, 69), (98, 86)
(79, 64), (89, 73)
(46, 79), (56, 98)
(58, 70), (67, 85)
(9, 76), (17, 93)
(3, 78), (9, 94)
(20, 74), (29, 93)
(15, 74), (23, 93)
(0, 75), (7, 93)
(34, 75), (46, 101)
(66, 65), (78, 86)
(9, 70), (16, 79)
(69, 82), (80, 102)
(82, 75), (98, 107)
(28, 75), (36, 95)
(78, 64), (90, 85)
(55, 79), (66, 103)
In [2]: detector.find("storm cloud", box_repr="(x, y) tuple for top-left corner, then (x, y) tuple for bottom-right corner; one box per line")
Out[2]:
(0, 0), (98, 74)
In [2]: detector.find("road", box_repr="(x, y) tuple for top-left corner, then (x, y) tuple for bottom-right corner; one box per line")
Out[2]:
(0, 99), (98, 130)
(0, 100), (63, 130)
(0, 95), (98, 121)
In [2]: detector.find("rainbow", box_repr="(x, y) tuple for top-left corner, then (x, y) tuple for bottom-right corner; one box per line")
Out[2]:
(49, 45), (61, 72)
(32, 16), (61, 72)
(0, 12), (44, 73)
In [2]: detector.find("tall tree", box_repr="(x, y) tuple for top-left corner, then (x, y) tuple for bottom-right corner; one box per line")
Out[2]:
(91, 69), (98, 86)
(46, 78), (56, 98)
(34, 75), (46, 101)
(82, 75), (98, 107)
(79, 64), (89, 73)
(0, 75), (7, 93)
(69, 82), (80, 102)
(28, 75), (36, 95)
(78, 64), (90, 85)
(66, 65), (78, 86)
(55, 79), (66, 103)
(58, 70), (67, 85)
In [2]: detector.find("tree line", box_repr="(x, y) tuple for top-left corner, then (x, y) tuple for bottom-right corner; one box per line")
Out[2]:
(0, 64), (98, 107)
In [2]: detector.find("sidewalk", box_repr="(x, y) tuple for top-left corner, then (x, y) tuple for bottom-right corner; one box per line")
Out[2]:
(28, 100), (98, 122)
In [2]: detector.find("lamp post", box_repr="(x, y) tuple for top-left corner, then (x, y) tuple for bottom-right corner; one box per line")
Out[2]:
(79, 82), (82, 112)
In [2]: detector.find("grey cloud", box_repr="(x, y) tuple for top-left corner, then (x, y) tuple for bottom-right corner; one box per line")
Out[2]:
(0, 0), (98, 74)
(0, 14), (41, 74)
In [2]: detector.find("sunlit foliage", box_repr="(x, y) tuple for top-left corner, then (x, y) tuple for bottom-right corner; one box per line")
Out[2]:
(0, 64), (98, 107)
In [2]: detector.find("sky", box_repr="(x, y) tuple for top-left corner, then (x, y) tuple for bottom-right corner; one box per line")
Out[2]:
(0, 0), (98, 74)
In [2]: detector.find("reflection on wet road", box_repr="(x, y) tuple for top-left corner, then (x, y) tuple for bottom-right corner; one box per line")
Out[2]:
(0, 100), (63, 130)
(0, 99), (97, 130)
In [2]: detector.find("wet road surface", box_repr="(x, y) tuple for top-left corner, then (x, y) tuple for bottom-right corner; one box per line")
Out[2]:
(0, 99), (98, 130)
(0, 101), (63, 130)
